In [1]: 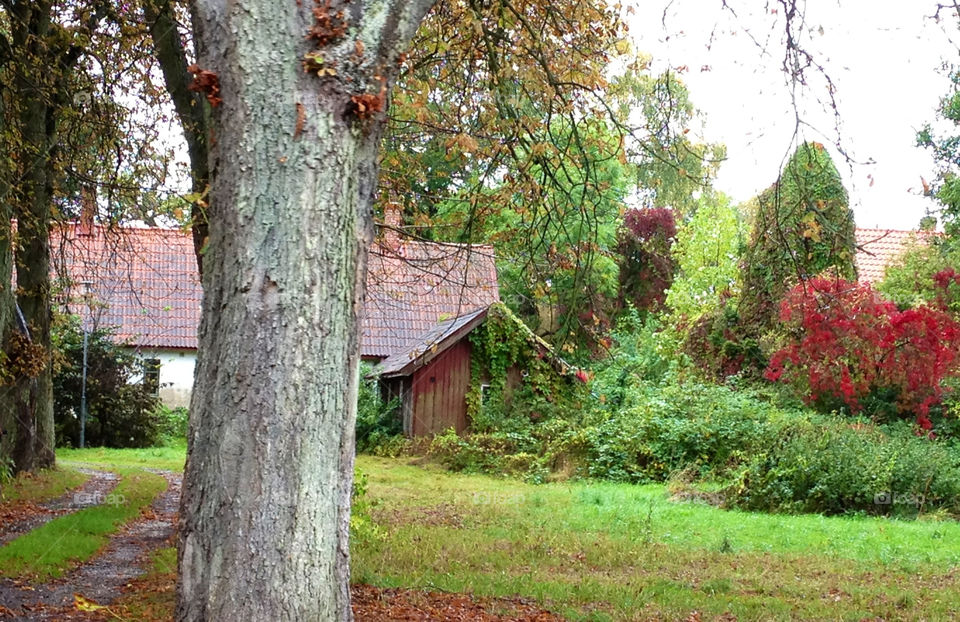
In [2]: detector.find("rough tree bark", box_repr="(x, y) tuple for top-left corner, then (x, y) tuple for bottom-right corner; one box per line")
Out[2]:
(4, 0), (63, 472)
(176, 0), (433, 619)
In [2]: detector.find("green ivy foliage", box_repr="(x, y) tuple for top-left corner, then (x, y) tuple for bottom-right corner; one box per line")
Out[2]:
(467, 303), (582, 430)
(739, 142), (857, 329)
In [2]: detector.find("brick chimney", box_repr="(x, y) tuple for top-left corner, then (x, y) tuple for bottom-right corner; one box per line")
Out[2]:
(382, 203), (401, 249)
(79, 186), (96, 236)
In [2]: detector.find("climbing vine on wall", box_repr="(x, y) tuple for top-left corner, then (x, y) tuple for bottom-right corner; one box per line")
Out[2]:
(466, 303), (583, 427)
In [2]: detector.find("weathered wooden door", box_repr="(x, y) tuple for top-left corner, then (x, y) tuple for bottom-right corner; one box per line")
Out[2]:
(410, 340), (471, 436)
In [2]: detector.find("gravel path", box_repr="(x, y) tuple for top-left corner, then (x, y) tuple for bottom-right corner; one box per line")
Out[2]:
(0, 469), (121, 547)
(0, 471), (181, 620)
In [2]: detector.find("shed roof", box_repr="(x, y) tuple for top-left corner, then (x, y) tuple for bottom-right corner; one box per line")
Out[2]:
(375, 306), (489, 377)
(362, 240), (500, 359)
(373, 302), (568, 379)
(855, 228), (940, 284)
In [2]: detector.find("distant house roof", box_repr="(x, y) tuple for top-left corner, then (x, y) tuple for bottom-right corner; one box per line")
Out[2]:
(855, 228), (940, 284)
(55, 224), (202, 350)
(362, 240), (500, 359)
(54, 223), (500, 357)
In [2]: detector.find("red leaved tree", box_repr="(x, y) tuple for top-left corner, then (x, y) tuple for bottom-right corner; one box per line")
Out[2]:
(617, 207), (678, 312)
(766, 277), (960, 431)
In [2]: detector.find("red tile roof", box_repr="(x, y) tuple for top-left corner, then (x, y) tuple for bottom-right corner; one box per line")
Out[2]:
(855, 228), (940, 284)
(362, 240), (500, 359)
(54, 224), (202, 349)
(55, 224), (500, 357)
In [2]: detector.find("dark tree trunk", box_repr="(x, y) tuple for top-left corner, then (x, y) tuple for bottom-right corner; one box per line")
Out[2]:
(4, 0), (58, 473)
(176, 0), (432, 618)
(142, 0), (211, 275)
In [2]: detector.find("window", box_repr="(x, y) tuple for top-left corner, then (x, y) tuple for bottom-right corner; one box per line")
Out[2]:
(143, 358), (161, 397)
(480, 383), (491, 405)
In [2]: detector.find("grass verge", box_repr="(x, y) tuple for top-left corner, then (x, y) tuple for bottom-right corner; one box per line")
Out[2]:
(0, 467), (167, 580)
(353, 456), (960, 621)
(108, 546), (178, 621)
(58, 442), (187, 472)
(0, 466), (89, 504)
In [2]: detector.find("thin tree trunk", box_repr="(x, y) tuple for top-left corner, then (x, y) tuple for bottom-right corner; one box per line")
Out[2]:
(142, 0), (211, 275)
(0, 211), (14, 468)
(177, 0), (431, 619)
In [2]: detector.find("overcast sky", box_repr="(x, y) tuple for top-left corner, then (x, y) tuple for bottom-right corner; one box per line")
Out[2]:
(627, 1), (959, 230)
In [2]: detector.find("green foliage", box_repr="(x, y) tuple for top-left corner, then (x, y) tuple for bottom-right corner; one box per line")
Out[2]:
(578, 381), (789, 483)
(878, 237), (960, 313)
(731, 419), (960, 517)
(467, 303), (582, 425)
(350, 468), (384, 544)
(52, 316), (161, 449)
(739, 142), (856, 329)
(683, 301), (765, 380)
(918, 70), (960, 241)
(589, 309), (676, 409)
(355, 363), (404, 456)
(666, 193), (745, 322)
(155, 405), (189, 444)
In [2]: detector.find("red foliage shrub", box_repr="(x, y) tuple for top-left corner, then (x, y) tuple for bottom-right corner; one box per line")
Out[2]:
(617, 207), (678, 312)
(765, 277), (960, 430)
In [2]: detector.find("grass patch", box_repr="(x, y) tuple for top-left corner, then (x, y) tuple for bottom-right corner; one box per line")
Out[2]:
(0, 468), (167, 580)
(354, 456), (960, 621)
(0, 466), (88, 504)
(59, 442), (187, 472)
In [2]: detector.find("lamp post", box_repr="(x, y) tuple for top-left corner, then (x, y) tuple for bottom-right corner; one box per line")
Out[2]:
(78, 280), (93, 449)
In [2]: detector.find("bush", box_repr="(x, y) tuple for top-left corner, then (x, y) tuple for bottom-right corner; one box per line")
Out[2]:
(765, 277), (960, 429)
(355, 365), (404, 455)
(53, 317), (161, 448)
(578, 381), (785, 483)
(729, 419), (960, 517)
(155, 405), (189, 444)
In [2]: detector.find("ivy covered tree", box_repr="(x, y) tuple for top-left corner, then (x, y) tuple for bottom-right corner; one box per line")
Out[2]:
(739, 141), (857, 329)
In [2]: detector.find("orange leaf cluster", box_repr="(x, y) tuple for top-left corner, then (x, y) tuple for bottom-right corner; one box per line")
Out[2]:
(308, 0), (347, 46)
(186, 65), (222, 107)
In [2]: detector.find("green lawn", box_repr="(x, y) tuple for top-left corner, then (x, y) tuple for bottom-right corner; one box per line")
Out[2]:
(58, 442), (187, 472)
(353, 455), (960, 621)
(49, 446), (960, 620)
(0, 466), (88, 504)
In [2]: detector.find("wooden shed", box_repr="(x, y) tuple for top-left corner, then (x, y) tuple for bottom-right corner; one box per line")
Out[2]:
(374, 308), (489, 437)
(372, 303), (574, 437)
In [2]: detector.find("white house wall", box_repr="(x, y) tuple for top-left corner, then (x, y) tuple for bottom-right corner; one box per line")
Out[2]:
(130, 348), (197, 409)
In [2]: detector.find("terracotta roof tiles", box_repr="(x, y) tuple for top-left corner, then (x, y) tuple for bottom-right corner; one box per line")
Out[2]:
(54, 224), (500, 358)
(855, 228), (940, 284)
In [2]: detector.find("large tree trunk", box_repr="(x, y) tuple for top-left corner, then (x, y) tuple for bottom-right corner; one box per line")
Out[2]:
(176, 0), (431, 619)
(5, 1), (57, 472)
